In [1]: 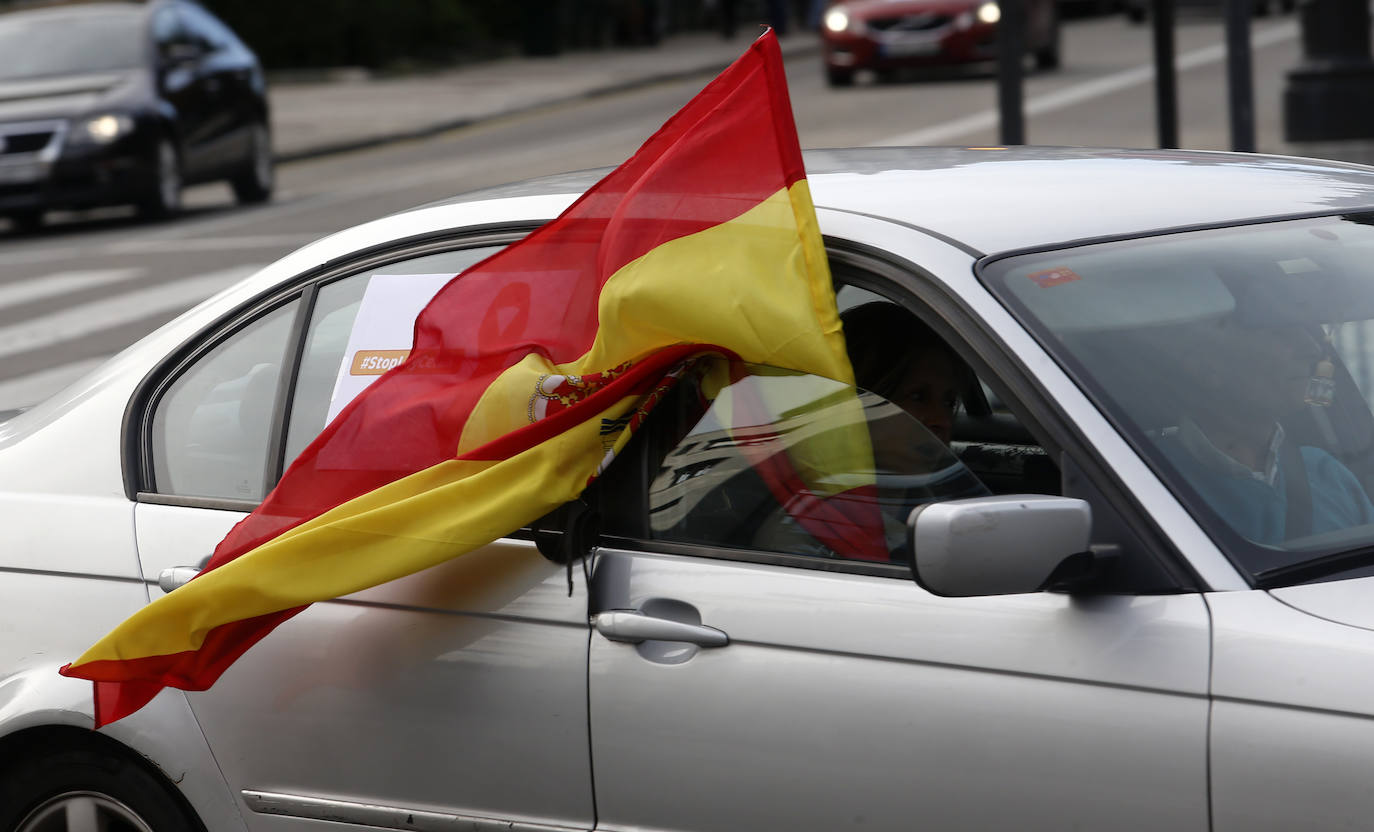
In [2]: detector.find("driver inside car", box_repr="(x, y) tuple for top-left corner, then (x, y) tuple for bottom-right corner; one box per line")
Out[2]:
(841, 301), (969, 460)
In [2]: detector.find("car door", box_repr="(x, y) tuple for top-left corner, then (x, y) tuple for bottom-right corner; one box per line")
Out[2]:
(151, 5), (217, 178)
(177, 2), (257, 173)
(584, 228), (1214, 831)
(128, 239), (595, 832)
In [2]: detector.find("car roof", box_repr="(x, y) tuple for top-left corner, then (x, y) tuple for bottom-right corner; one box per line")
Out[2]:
(0, 0), (146, 21)
(425, 147), (1374, 255)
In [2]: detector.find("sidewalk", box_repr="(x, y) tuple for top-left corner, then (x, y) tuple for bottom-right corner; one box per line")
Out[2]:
(267, 30), (822, 163)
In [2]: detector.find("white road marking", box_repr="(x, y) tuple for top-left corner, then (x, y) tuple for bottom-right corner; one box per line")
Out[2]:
(872, 21), (1300, 147)
(0, 356), (107, 410)
(0, 264), (261, 360)
(0, 268), (144, 309)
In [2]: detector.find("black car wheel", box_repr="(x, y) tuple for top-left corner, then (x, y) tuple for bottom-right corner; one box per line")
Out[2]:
(137, 137), (182, 220)
(826, 66), (855, 87)
(0, 745), (202, 832)
(231, 121), (274, 205)
(1035, 17), (1062, 69)
(6, 210), (43, 233)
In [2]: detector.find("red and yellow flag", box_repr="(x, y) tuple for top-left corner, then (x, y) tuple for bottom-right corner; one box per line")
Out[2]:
(61, 30), (872, 727)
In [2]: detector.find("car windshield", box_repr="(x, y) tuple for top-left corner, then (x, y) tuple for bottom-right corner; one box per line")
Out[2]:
(0, 13), (144, 80)
(983, 213), (1374, 587)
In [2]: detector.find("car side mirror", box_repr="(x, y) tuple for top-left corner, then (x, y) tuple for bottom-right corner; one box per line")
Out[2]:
(160, 41), (205, 67)
(908, 494), (1094, 597)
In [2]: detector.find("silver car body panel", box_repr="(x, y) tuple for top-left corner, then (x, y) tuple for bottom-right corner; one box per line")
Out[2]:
(439, 148), (1374, 255)
(1269, 573), (1374, 630)
(0, 572), (248, 830)
(588, 548), (1212, 831)
(134, 502), (594, 831)
(8, 149), (1374, 830)
(805, 148), (1374, 254)
(1209, 587), (1374, 830)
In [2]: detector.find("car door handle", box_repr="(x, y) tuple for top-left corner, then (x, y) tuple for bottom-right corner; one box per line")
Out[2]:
(157, 566), (200, 593)
(157, 555), (211, 593)
(593, 611), (728, 647)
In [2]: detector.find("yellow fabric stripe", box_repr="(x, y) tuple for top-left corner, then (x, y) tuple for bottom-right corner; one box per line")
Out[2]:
(459, 181), (849, 455)
(69, 394), (639, 666)
(69, 180), (852, 667)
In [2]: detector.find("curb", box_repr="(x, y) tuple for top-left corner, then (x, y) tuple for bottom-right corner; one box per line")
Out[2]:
(272, 40), (824, 164)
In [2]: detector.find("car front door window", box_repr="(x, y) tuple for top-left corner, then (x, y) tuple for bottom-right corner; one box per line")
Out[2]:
(647, 359), (988, 563)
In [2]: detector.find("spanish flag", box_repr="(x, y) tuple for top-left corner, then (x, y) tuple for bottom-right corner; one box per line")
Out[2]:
(61, 30), (879, 727)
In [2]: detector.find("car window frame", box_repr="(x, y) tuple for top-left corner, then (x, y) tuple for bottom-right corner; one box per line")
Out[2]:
(844, 237), (1205, 592)
(973, 208), (1374, 589)
(595, 238), (1202, 590)
(124, 224), (540, 511)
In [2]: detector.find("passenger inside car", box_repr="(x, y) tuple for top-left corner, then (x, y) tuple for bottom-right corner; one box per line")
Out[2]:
(1154, 317), (1374, 548)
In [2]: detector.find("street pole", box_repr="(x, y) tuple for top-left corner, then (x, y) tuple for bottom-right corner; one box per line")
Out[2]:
(997, 0), (1026, 145)
(1284, 0), (1374, 141)
(1151, 0), (1179, 148)
(1224, 0), (1256, 151)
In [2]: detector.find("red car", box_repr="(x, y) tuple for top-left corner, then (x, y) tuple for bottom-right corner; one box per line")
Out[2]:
(821, 0), (1060, 86)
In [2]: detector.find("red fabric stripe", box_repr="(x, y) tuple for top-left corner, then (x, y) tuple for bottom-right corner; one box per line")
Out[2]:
(201, 31), (804, 579)
(64, 607), (305, 727)
(71, 31), (814, 722)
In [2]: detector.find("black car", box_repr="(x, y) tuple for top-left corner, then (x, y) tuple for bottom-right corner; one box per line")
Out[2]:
(0, 0), (273, 230)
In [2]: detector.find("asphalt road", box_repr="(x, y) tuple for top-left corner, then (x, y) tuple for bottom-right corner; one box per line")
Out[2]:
(0, 11), (1315, 410)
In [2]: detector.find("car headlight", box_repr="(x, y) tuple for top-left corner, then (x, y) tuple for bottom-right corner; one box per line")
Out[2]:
(976, 2), (1001, 23)
(74, 113), (135, 144)
(823, 8), (851, 32)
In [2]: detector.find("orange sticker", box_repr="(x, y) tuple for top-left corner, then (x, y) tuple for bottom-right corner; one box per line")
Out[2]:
(1028, 266), (1082, 288)
(350, 349), (410, 375)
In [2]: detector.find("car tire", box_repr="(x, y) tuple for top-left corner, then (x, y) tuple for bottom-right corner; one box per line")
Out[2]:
(826, 67), (855, 87)
(6, 210), (42, 233)
(137, 137), (182, 220)
(1034, 28), (1061, 69)
(0, 744), (203, 832)
(1032, 5), (1061, 70)
(230, 121), (274, 205)
(1126, 3), (1146, 22)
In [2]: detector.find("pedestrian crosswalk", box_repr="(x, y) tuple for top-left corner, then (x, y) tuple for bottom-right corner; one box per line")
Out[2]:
(0, 264), (263, 412)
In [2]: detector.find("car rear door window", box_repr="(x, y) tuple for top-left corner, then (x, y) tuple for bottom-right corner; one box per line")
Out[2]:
(150, 300), (297, 501)
(279, 246), (505, 474)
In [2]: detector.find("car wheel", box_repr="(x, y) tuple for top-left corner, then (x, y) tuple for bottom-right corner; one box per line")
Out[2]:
(1126, 3), (1146, 22)
(137, 137), (182, 220)
(1032, 5), (1061, 70)
(6, 210), (42, 233)
(1034, 23), (1061, 69)
(0, 745), (203, 832)
(826, 67), (855, 87)
(231, 121), (274, 205)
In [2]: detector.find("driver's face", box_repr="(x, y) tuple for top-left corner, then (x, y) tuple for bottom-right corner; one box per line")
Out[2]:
(889, 352), (959, 444)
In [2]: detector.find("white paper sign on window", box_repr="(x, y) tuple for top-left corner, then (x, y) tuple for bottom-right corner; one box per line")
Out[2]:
(326, 273), (454, 423)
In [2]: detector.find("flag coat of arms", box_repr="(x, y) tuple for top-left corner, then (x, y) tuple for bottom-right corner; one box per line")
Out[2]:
(61, 30), (879, 727)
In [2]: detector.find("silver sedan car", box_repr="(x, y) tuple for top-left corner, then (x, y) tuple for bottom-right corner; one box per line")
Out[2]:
(6, 146), (1374, 832)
